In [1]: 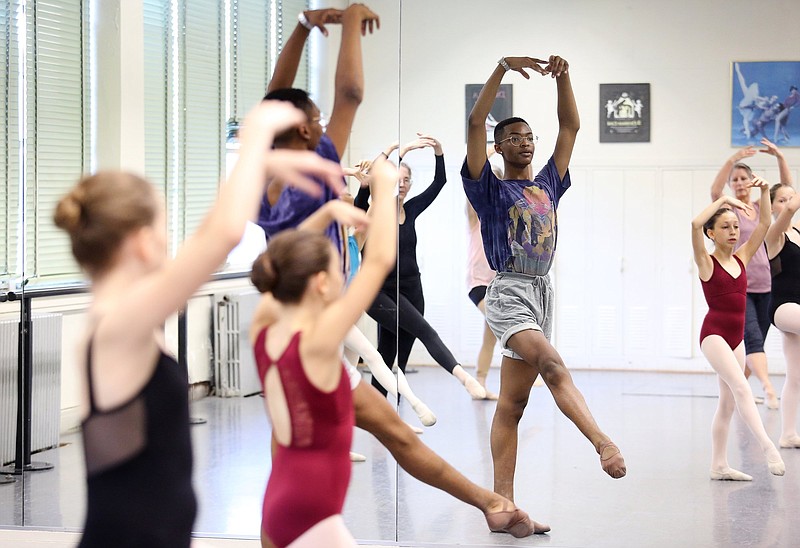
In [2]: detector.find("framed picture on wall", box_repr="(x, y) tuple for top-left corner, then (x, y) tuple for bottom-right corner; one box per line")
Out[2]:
(465, 83), (512, 143)
(599, 83), (650, 143)
(731, 61), (800, 147)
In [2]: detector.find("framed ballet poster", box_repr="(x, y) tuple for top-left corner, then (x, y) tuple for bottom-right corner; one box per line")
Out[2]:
(731, 61), (800, 147)
(599, 83), (650, 143)
(465, 83), (513, 143)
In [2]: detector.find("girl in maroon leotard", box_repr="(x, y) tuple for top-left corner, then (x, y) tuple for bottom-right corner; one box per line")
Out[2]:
(249, 159), (398, 548)
(692, 176), (784, 481)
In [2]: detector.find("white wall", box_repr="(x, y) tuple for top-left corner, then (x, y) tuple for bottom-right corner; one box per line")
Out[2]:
(395, 0), (800, 372)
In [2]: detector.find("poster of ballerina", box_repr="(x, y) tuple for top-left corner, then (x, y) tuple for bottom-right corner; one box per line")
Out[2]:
(465, 84), (512, 143)
(599, 83), (650, 143)
(732, 61), (800, 147)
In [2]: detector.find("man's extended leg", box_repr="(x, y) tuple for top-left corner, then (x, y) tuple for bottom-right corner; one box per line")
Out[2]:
(506, 329), (626, 479)
(352, 379), (549, 535)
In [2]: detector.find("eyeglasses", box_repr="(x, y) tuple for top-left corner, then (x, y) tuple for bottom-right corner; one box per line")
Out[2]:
(310, 114), (328, 130)
(497, 135), (538, 146)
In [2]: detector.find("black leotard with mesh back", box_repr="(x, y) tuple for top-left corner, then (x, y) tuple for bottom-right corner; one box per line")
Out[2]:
(770, 227), (800, 326)
(78, 340), (196, 548)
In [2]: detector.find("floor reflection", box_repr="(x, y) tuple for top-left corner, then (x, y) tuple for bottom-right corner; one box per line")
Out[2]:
(4, 368), (800, 547)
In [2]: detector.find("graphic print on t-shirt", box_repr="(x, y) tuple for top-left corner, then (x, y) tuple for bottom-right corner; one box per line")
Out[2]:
(505, 184), (555, 275)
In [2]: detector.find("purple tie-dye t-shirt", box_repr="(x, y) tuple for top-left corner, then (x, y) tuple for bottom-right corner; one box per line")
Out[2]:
(257, 134), (343, 255)
(461, 157), (570, 276)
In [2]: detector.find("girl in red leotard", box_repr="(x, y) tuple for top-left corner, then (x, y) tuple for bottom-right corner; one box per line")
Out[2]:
(249, 158), (398, 548)
(692, 176), (784, 482)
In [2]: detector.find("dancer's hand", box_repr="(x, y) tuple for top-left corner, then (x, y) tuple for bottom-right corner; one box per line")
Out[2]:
(238, 101), (305, 145)
(725, 196), (755, 215)
(399, 134), (440, 157)
(502, 56), (549, 79)
(545, 55), (569, 78)
(759, 137), (784, 157)
(303, 8), (344, 37)
(321, 200), (370, 230)
(746, 175), (770, 190)
(344, 3), (380, 35)
(415, 133), (443, 155)
(343, 160), (371, 187)
(263, 149), (344, 197)
(731, 146), (756, 162)
(787, 191), (800, 213)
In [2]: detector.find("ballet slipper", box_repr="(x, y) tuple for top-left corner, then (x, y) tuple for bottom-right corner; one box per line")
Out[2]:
(472, 389), (499, 401)
(474, 374), (498, 400)
(767, 451), (785, 476)
(779, 434), (800, 448)
(406, 423), (424, 435)
(411, 400), (437, 427)
(598, 440), (627, 479)
(710, 467), (753, 481)
(349, 451), (366, 462)
(485, 507), (549, 537)
(453, 365), (487, 399)
(463, 376), (487, 399)
(766, 392), (780, 410)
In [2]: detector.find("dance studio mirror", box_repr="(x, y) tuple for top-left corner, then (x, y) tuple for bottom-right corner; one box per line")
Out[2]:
(0, 0), (403, 542)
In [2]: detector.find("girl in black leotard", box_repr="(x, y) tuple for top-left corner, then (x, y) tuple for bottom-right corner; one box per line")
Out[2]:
(53, 103), (341, 548)
(356, 135), (486, 400)
(766, 182), (800, 449)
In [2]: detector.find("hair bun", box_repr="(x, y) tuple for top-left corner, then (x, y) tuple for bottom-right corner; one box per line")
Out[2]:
(251, 251), (278, 293)
(53, 191), (84, 233)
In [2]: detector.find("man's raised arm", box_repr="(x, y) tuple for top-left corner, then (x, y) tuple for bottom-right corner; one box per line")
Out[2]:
(325, 3), (380, 158)
(465, 56), (548, 180)
(550, 56), (579, 180)
(267, 8), (343, 93)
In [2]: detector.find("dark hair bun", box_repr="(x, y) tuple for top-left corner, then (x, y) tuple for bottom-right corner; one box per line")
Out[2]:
(251, 252), (278, 293)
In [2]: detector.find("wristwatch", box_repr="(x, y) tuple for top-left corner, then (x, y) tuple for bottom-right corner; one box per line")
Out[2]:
(497, 57), (510, 71)
(298, 11), (314, 31)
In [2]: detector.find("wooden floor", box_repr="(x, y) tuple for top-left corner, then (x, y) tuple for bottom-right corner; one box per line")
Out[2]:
(2, 367), (799, 547)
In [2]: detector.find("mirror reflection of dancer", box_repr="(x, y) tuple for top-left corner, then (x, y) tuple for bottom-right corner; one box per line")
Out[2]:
(710, 138), (794, 409)
(355, 135), (487, 400)
(255, 7), (542, 538)
(692, 177), (785, 481)
(341, 162), (438, 424)
(250, 158), (397, 548)
(54, 102), (340, 548)
(463, 55), (627, 518)
(258, 5), (437, 429)
(765, 183), (800, 449)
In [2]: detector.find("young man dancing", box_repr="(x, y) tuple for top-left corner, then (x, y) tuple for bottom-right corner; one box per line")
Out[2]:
(462, 55), (627, 506)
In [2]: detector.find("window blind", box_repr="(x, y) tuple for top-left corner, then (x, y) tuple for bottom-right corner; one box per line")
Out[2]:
(25, 0), (89, 281)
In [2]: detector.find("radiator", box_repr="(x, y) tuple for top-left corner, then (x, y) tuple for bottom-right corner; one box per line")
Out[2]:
(0, 314), (62, 465)
(212, 292), (263, 397)
(0, 319), (18, 465)
(31, 314), (62, 453)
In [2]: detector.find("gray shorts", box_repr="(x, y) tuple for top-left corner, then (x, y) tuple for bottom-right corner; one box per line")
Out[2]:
(485, 272), (553, 360)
